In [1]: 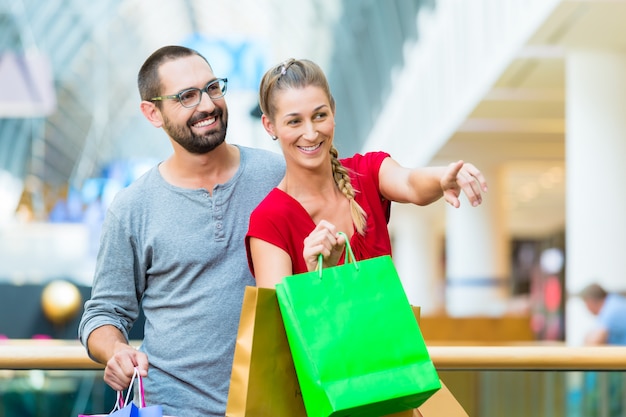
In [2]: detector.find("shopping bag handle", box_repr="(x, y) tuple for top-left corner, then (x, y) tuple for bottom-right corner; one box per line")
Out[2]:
(316, 231), (358, 279)
(111, 367), (147, 412)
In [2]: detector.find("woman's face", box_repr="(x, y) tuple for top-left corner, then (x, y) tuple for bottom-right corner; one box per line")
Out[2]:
(265, 85), (335, 170)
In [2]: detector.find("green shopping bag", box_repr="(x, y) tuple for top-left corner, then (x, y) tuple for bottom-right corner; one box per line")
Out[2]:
(276, 233), (441, 417)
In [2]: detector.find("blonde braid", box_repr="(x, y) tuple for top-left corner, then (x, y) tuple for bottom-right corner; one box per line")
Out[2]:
(330, 146), (367, 235)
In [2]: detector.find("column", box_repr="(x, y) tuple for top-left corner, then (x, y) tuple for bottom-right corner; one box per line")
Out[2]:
(389, 202), (445, 315)
(565, 50), (626, 346)
(445, 164), (510, 316)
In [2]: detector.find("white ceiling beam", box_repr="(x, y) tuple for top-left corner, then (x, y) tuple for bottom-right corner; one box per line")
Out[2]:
(458, 118), (565, 134)
(483, 88), (564, 102)
(516, 44), (566, 59)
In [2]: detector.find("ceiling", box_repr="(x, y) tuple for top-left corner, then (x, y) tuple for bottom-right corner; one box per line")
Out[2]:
(0, 0), (343, 218)
(1, 0), (624, 241)
(434, 0), (626, 239)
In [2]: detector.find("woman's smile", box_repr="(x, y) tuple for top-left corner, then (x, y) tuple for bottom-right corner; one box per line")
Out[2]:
(298, 142), (324, 153)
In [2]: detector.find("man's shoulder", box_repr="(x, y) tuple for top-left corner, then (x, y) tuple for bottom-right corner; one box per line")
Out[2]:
(599, 294), (626, 321)
(108, 166), (159, 207)
(240, 145), (283, 160)
(609, 293), (626, 307)
(239, 145), (285, 173)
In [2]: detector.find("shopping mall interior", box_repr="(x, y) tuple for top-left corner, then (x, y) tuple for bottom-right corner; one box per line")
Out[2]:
(1, 0), (625, 416)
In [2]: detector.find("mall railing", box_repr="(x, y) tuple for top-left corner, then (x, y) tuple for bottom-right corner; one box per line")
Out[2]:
(2, 342), (626, 371)
(1, 342), (626, 416)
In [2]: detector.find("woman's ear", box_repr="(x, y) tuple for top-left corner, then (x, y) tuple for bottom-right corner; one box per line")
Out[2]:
(140, 101), (164, 128)
(261, 114), (275, 137)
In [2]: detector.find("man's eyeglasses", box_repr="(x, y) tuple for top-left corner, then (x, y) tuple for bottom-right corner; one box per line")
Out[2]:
(150, 78), (228, 108)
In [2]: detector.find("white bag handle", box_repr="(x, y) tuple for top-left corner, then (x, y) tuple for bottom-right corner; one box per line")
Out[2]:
(110, 367), (146, 413)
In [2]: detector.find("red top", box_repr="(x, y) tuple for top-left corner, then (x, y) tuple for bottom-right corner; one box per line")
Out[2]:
(246, 152), (392, 276)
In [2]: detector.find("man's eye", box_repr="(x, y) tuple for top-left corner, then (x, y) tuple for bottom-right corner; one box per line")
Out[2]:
(180, 90), (199, 103)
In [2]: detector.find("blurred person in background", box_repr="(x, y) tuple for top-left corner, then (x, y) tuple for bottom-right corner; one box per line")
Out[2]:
(78, 45), (284, 417)
(581, 282), (626, 345)
(579, 282), (626, 416)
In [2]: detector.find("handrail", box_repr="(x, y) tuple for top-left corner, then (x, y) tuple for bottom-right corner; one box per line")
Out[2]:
(0, 343), (102, 370)
(429, 345), (626, 370)
(1, 341), (626, 371)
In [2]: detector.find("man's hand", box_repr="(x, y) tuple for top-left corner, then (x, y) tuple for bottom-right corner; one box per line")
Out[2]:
(104, 342), (149, 391)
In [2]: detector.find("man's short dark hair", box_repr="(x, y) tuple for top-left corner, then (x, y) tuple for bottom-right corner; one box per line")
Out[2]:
(137, 45), (210, 103)
(580, 283), (607, 301)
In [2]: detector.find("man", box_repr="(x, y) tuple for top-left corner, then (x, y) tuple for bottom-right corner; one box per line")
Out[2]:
(580, 282), (626, 345)
(579, 283), (626, 415)
(78, 45), (285, 417)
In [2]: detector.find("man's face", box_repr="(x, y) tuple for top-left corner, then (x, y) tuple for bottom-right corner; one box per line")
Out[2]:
(584, 299), (602, 315)
(157, 55), (229, 154)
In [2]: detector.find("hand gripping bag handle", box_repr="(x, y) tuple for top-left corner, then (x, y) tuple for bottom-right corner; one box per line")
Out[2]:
(111, 367), (146, 412)
(316, 231), (358, 279)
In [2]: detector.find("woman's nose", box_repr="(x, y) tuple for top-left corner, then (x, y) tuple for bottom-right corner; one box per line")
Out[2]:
(302, 123), (318, 140)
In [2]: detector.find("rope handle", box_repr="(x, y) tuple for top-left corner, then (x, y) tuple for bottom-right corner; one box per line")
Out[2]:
(316, 231), (358, 279)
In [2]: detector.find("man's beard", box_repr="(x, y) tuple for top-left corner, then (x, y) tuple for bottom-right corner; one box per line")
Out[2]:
(163, 110), (228, 154)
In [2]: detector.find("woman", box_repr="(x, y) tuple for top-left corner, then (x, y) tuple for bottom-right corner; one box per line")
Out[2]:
(246, 58), (487, 288)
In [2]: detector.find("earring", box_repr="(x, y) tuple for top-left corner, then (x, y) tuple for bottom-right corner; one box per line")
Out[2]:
(271, 135), (278, 141)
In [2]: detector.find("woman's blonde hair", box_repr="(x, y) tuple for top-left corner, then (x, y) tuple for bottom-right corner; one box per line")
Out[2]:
(259, 59), (367, 235)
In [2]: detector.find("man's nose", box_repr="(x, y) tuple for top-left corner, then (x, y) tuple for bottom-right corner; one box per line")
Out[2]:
(196, 91), (217, 111)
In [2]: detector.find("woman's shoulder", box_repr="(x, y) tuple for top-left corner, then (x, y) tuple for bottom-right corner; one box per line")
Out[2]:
(252, 188), (291, 214)
(248, 189), (304, 241)
(340, 151), (390, 169)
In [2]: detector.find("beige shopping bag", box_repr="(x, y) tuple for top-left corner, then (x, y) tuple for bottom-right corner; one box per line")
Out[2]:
(414, 380), (469, 417)
(225, 286), (307, 416)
